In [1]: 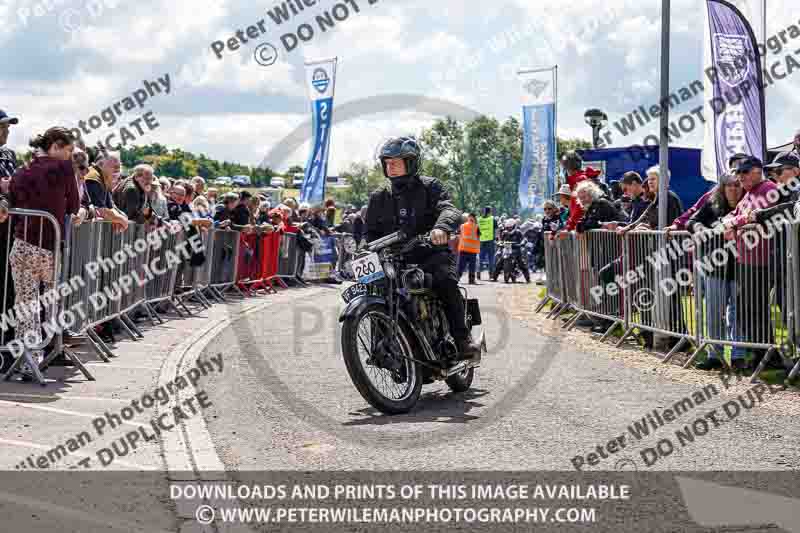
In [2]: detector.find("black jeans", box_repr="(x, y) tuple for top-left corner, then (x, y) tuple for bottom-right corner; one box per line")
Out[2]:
(406, 247), (468, 342)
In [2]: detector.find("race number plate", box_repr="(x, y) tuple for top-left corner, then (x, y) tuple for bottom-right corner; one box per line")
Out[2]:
(352, 253), (385, 284)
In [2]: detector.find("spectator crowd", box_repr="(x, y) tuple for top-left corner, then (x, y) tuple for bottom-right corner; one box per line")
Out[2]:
(539, 131), (800, 375)
(0, 110), (367, 379)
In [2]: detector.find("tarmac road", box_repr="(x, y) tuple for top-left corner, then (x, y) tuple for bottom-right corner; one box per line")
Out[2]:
(200, 282), (800, 472)
(2, 282), (800, 532)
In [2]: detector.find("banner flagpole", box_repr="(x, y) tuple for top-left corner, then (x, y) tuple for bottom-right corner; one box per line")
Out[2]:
(658, 0), (670, 231)
(553, 65), (559, 189)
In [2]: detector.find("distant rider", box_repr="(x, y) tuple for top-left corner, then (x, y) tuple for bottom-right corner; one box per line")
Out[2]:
(491, 218), (530, 282)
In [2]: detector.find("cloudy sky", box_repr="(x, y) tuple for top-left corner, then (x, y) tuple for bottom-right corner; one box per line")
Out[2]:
(1, 0), (797, 173)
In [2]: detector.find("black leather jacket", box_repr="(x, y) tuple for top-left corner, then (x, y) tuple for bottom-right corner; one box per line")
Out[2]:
(365, 175), (461, 243)
(498, 229), (525, 251)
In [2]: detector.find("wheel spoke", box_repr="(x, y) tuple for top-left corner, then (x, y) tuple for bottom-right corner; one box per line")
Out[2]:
(352, 310), (415, 402)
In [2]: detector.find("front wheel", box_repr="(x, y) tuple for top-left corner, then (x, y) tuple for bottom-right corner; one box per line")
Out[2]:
(445, 368), (474, 392)
(341, 303), (422, 415)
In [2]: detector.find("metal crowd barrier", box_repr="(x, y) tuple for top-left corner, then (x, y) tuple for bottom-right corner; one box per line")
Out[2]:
(534, 233), (564, 315)
(0, 208), (76, 385)
(144, 226), (184, 317)
(683, 222), (795, 375)
(537, 225), (800, 382)
(208, 229), (242, 297)
(275, 231), (304, 286)
(617, 230), (698, 360)
(176, 228), (216, 309)
(0, 214), (308, 386)
(564, 230), (627, 341)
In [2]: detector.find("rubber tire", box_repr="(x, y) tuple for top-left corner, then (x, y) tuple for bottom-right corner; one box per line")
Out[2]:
(504, 258), (512, 283)
(341, 303), (422, 415)
(445, 367), (474, 393)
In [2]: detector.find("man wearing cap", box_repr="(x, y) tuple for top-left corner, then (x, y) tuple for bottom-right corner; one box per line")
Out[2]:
(0, 110), (19, 368)
(749, 152), (800, 225)
(0, 109), (19, 183)
(723, 156), (779, 371)
(748, 152), (800, 351)
(476, 206), (497, 280)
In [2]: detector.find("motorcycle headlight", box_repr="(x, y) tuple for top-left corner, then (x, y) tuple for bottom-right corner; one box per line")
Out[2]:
(402, 268), (425, 291)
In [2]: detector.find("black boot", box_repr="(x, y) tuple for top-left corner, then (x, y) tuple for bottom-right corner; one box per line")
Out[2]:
(640, 331), (653, 350)
(468, 273), (476, 285)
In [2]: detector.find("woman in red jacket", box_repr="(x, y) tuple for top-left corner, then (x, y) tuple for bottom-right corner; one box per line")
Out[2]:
(9, 127), (80, 376)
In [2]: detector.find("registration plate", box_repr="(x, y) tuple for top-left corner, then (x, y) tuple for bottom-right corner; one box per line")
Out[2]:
(351, 253), (385, 284)
(341, 283), (374, 304)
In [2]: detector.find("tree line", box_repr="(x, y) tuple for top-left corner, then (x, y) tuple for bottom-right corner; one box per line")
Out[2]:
(339, 116), (591, 213)
(17, 118), (590, 210)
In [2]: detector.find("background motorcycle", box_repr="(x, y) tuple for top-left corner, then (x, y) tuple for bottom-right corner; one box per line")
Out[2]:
(491, 241), (531, 283)
(339, 231), (487, 415)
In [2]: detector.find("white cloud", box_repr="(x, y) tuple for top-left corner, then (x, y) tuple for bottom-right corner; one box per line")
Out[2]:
(3, 0), (797, 172)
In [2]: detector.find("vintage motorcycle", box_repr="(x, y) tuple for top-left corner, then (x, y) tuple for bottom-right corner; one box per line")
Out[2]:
(339, 231), (487, 415)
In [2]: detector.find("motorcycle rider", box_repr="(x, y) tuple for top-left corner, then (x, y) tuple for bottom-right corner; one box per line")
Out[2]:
(491, 218), (530, 282)
(522, 219), (544, 272)
(365, 136), (480, 361)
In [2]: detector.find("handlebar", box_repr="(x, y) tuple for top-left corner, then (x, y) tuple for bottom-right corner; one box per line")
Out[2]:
(365, 231), (441, 253)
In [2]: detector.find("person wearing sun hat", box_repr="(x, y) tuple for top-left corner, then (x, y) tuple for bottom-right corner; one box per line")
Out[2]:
(552, 184), (572, 225)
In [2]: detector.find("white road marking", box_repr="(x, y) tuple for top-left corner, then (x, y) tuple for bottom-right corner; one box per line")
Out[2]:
(0, 393), (129, 403)
(0, 399), (144, 427)
(84, 363), (163, 371)
(0, 437), (151, 470)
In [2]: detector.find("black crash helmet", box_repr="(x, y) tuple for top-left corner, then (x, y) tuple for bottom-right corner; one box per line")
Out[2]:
(377, 136), (422, 179)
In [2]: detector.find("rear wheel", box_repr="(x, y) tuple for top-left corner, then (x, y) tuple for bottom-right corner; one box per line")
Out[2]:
(341, 303), (422, 414)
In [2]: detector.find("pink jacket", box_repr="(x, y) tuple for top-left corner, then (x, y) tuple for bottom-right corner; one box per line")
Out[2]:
(726, 180), (778, 266)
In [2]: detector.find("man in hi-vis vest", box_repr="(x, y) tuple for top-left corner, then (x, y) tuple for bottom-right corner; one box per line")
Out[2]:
(457, 213), (481, 284)
(476, 206), (497, 280)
